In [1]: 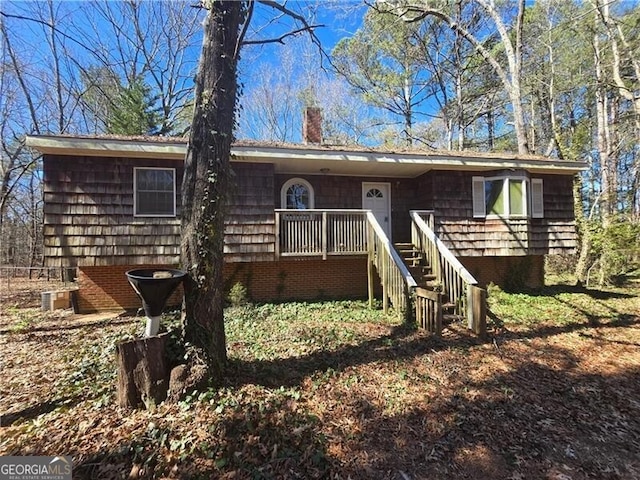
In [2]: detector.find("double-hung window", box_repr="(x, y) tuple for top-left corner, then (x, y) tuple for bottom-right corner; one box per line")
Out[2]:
(473, 176), (543, 219)
(134, 167), (176, 217)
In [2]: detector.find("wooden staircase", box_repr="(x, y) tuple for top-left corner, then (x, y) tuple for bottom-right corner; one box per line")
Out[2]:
(394, 242), (436, 286)
(365, 210), (486, 336)
(394, 242), (462, 330)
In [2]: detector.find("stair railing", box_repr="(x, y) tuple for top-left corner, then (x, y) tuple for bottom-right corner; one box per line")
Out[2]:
(366, 212), (417, 317)
(410, 210), (485, 334)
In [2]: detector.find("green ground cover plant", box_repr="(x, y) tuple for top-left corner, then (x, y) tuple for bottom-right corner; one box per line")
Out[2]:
(1, 277), (639, 479)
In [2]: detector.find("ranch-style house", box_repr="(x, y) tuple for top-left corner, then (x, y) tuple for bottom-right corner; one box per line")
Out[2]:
(26, 111), (586, 331)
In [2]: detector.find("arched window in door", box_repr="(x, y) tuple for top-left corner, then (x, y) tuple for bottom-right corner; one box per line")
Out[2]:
(281, 178), (315, 209)
(366, 188), (384, 199)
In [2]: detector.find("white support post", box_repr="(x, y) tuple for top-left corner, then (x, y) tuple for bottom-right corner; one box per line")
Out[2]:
(322, 211), (328, 260)
(145, 316), (161, 337)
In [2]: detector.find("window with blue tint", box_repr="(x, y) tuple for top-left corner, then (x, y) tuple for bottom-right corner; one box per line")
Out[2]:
(281, 178), (314, 209)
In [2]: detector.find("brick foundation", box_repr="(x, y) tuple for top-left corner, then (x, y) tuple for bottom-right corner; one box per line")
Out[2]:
(223, 257), (374, 303)
(77, 264), (183, 313)
(77, 257), (374, 313)
(76, 255), (542, 313)
(458, 255), (544, 290)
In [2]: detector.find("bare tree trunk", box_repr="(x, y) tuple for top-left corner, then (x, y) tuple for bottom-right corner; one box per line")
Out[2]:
(594, 27), (615, 225)
(446, 118), (453, 151)
(45, 0), (66, 133)
(591, 6), (621, 285)
(574, 174), (591, 284)
(508, 0), (529, 154)
(455, 74), (464, 150)
(402, 63), (412, 146)
(180, 1), (244, 384)
(454, 0), (464, 151)
(596, 0), (640, 218)
(486, 110), (494, 150)
(400, 0), (530, 153)
(545, 18), (559, 158)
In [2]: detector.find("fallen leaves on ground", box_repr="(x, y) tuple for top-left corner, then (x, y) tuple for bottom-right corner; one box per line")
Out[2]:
(1, 280), (639, 479)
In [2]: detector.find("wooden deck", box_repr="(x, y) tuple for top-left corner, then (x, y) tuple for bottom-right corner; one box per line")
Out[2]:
(275, 209), (368, 259)
(275, 208), (486, 335)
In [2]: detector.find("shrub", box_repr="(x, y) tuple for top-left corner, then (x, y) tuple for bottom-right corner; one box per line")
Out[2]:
(227, 282), (249, 307)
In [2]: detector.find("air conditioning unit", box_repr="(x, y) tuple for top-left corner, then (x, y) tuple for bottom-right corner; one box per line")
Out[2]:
(41, 290), (72, 311)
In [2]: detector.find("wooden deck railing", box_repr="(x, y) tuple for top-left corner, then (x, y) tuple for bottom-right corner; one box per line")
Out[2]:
(275, 209), (368, 259)
(275, 208), (487, 332)
(275, 209), (417, 317)
(410, 210), (486, 334)
(365, 212), (417, 316)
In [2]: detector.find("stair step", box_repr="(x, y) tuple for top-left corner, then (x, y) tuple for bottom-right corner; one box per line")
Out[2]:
(442, 302), (457, 311)
(403, 256), (423, 263)
(443, 313), (465, 324)
(394, 242), (414, 249)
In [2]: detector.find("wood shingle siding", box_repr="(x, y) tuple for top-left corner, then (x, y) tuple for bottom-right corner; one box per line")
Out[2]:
(224, 163), (276, 262)
(437, 219), (576, 256)
(275, 174), (419, 242)
(44, 155), (182, 267)
(424, 171), (577, 256)
(43, 149), (578, 271)
(44, 156), (278, 267)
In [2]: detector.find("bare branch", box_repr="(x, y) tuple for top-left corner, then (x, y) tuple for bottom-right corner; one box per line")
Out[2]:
(242, 24), (323, 45)
(257, 0), (312, 26)
(396, 5), (511, 90)
(0, 20), (40, 134)
(236, 1), (254, 57)
(0, 10), (104, 60)
(250, 0), (329, 65)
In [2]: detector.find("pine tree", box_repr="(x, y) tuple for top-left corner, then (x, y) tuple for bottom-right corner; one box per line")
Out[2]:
(107, 77), (161, 136)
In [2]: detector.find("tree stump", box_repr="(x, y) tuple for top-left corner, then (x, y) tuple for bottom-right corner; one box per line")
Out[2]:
(116, 333), (169, 409)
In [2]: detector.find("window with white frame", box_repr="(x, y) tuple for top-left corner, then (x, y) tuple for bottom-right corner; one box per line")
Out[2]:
(473, 176), (543, 219)
(281, 178), (314, 209)
(134, 167), (176, 216)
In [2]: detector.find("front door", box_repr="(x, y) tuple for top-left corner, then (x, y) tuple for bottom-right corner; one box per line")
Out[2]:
(362, 182), (392, 239)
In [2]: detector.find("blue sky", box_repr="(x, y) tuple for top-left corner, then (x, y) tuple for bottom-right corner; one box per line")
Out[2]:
(0, 0), (368, 139)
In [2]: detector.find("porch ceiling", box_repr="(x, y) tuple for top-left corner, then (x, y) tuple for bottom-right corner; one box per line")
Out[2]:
(25, 135), (587, 176)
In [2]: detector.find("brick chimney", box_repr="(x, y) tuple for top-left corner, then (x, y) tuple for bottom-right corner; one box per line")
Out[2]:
(303, 107), (322, 144)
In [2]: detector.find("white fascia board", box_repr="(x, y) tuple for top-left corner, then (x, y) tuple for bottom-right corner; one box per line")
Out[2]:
(25, 135), (186, 159)
(231, 145), (588, 175)
(25, 135), (587, 176)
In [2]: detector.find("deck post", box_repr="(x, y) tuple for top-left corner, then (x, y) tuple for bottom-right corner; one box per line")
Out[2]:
(403, 284), (413, 324)
(367, 254), (374, 309)
(322, 211), (328, 260)
(467, 285), (487, 338)
(382, 254), (388, 313)
(367, 224), (375, 308)
(274, 211), (280, 258)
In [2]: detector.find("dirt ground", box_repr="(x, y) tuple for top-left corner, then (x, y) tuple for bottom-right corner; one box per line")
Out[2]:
(1, 277), (639, 479)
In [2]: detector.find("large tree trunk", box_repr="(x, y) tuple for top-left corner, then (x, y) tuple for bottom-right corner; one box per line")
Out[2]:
(180, 1), (244, 383)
